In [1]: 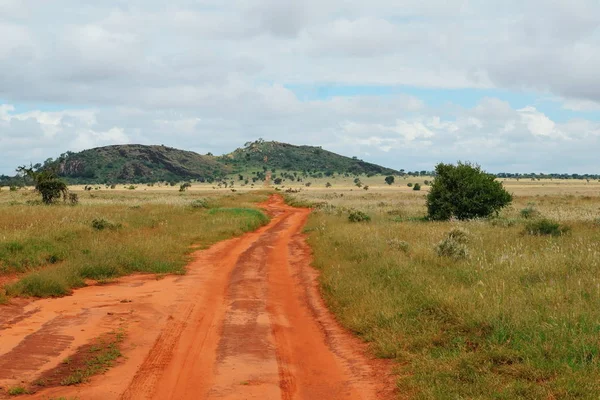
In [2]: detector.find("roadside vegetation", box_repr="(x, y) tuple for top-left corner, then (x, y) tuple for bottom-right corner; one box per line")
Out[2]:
(289, 174), (600, 398)
(0, 189), (269, 299)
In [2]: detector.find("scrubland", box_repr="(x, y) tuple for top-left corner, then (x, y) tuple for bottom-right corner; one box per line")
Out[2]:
(2, 177), (599, 399)
(0, 188), (269, 301)
(286, 179), (600, 399)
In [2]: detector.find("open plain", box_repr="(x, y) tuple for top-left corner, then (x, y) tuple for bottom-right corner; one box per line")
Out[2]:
(1, 177), (599, 399)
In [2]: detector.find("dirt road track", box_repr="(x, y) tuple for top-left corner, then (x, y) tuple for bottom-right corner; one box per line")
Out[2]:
(0, 195), (394, 399)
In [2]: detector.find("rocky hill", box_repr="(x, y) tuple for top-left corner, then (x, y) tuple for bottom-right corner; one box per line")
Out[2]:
(1, 141), (399, 185)
(46, 145), (230, 183)
(219, 140), (398, 176)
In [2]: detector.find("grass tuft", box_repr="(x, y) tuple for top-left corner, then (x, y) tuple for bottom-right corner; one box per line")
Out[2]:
(7, 386), (28, 396)
(524, 218), (571, 236)
(348, 209), (371, 222)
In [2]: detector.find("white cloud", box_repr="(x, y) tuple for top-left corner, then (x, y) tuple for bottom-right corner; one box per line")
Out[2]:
(517, 106), (561, 138)
(1, 0), (600, 174)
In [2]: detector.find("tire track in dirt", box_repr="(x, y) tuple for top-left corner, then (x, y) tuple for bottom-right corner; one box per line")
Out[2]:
(0, 195), (394, 400)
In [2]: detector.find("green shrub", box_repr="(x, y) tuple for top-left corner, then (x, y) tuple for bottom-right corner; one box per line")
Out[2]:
(407, 183), (413, 187)
(447, 227), (470, 243)
(436, 228), (470, 259)
(385, 175), (395, 185)
(524, 219), (571, 236)
(436, 237), (469, 259)
(91, 218), (121, 231)
(427, 162), (512, 220)
(179, 182), (191, 192)
(348, 210), (371, 223)
(7, 386), (28, 395)
(413, 183), (421, 191)
(520, 204), (540, 219)
(17, 167), (68, 204)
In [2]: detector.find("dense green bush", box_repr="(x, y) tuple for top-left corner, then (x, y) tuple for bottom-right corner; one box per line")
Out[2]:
(427, 162), (512, 220)
(385, 175), (395, 185)
(413, 183), (421, 191)
(17, 167), (68, 205)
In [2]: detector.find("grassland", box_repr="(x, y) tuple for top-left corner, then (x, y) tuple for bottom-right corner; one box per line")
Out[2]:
(0, 188), (269, 300)
(2, 176), (600, 399)
(286, 178), (600, 399)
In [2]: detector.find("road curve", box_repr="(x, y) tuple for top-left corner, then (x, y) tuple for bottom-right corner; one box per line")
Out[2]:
(0, 195), (393, 400)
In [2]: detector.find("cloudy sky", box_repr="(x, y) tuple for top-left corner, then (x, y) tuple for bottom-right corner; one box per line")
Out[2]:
(1, 0), (599, 175)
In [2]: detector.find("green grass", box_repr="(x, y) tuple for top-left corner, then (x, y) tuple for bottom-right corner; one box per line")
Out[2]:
(7, 386), (28, 395)
(295, 189), (600, 399)
(61, 331), (124, 386)
(0, 190), (270, 298)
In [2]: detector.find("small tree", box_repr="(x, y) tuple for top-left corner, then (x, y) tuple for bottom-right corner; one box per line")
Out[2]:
(413, 183), (421, 191)
(427, 162), (512, 220)
(385, 175), (395, 185)
(17, 166), (68, 205)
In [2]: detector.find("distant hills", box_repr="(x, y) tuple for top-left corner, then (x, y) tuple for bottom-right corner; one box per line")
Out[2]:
(219, 140), (398, 176)
(0, 140), (399, 185)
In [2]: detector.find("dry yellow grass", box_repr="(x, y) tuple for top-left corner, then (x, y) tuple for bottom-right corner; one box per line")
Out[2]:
(0, 188), (270, 299)
(287, 179), (600, 399)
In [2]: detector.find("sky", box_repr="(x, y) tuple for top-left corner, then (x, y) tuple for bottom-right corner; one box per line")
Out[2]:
(1, 0), (600, 175)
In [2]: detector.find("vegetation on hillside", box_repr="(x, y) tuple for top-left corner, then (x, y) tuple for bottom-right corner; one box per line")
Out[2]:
(218, 139), (399, 176)
(32, 145), (231, 184)
(0, 140), (402, 186)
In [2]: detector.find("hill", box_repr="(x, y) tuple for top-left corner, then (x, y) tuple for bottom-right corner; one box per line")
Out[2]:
(219, 140), (399, 175)
(0, 141), (399, 185)
(44, 145), (230, 184)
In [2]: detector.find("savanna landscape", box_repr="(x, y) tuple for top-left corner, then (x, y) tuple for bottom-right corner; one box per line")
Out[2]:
(0, 141), (599, 399)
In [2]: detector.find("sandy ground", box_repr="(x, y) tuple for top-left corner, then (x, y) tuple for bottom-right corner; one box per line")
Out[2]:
(0, 195), (394, 399)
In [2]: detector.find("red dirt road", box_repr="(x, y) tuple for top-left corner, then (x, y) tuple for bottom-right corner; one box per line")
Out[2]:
(0, 196), (393, 399)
